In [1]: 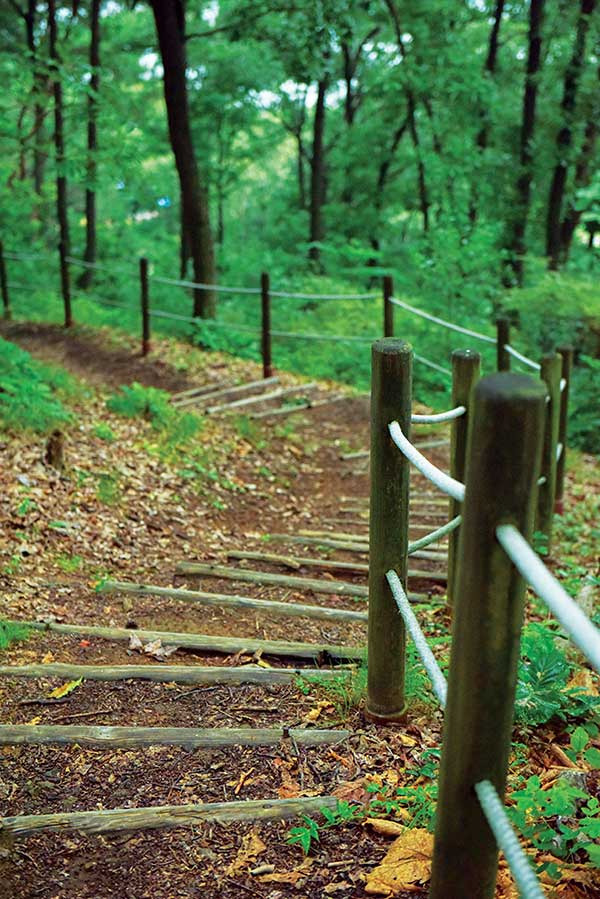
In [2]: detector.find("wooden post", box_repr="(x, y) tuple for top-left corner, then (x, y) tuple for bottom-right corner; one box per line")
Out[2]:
(447, 349), (480, 605)
(366, 338), (412, 722)
(430, 373), (546, 899)
(0, 240), (10, 320)
(140, 257), (150, 356)
(555, 345), (573, 514)
(383, 275), (394, 338)
(59, 240), (72, 328)
(536, 353), (561, 550)
(496, 317), (510, 371)
(261, 271), (272, 378)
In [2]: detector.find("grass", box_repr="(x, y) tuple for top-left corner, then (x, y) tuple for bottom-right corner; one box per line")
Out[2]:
(0, 620), (32, 652)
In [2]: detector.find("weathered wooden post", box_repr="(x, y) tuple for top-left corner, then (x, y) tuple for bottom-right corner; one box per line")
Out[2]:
(430, 373), (545, 899)
(555, 345), (573, 514)
(366, 338), (411, 722)
(383, 275), (394, 338)
(0, 240), (10, 320)
(59, 241), (72, 328)
(261, 272), (272, 379)
(447, 349), (480, 604)
(140, 257), (150, 356)
(536, 353), (561, 549)
(496, 317), (510, 371)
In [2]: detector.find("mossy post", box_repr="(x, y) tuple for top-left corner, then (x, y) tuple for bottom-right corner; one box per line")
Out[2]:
(59, 241), (72, 328)
(536, 353), (561, 550)
(0, 240), (10, 320)
(261, 272), (272, 378)
(447, 349), (480, 604)
(383, 276), (394, 338)
(366, 338), (411, 722)
(429, 373), (545, 899)
(555, 345), (573, 514)
(140, 257), (150, 356)
(496, 317), (510, 371)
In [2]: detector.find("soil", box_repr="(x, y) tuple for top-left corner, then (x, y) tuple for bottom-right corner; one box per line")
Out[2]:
(0, 321), (597, 899)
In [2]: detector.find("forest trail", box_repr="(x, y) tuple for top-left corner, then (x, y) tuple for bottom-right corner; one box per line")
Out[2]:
(0, 323), (453, 899)
(0, 324), (597, 899)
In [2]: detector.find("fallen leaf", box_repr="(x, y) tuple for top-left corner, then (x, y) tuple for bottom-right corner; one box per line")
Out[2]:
(304, 699), (334, 723)
(332, 779), (371, 805)
(365, 817), (409, 837)
(47, 677), (83, 700)
(365, 828), (434, 895)
(567, 669), (599, 696)
(257, 857), (313, 884)
(226, 831), (266, 877)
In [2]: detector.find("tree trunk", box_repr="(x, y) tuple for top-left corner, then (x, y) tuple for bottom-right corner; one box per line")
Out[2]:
(559, 99), (598, 260)
(48, 0), (71, 324)
(308, 79), (327, 266)
(150, 0), (216, 317)
(23, 0), (47, 210)
(369, 116), (409, 254)
(469, 0), (505, 224)
(545, 0), (596, 269)
(297, 133), (307, 210)
(78, 0), (100, 289)
(504, 0), (546, 286)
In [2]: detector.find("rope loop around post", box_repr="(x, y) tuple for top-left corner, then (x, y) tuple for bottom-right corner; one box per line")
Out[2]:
(388, 422), (466, 502)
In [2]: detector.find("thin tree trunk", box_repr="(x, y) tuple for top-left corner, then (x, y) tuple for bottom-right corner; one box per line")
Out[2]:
(23, 0), (47, 210)
(48, 0), (71, 321)
(308, 78), (327, 266)
(546, 0), (596, 269)
(297, 134), (307, 209)
(469, 0), (505, 224)
(150, 0), (216, 317)
(559, 102), (598, 260)
(504, 0), (546, 286)
(78, 0), (100, 289)
(369, 116), (409, 254)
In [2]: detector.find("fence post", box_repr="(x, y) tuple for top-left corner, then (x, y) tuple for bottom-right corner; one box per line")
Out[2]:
(429, 373), (546, 899)
(447, 349), (480, 605)
(0, 240), (10, 320)
(383, 275), (394, 338)
(555, 345), (573, 514)
(366, 338), (412, 722)
(536, 353), (561, 551)
(496, 317), (510, 371)
(140, 257), (150, 356)
(59, 241), (72, 328)
(261, 272), (272, 378)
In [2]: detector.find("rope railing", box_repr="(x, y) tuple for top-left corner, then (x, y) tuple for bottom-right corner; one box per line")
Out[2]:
(269, 289), (376, 301)
(386, 570), (448, 707)
(388, 421), (466, 502)
(411, 405), (465, 423)
(150, 273), (261, 295)
(474, 781), (545, 899)
(505, 344), (541, 371)
(407, 515), (461, 555)
(414, 354), (452, 377)
(556, 441), (563, 461)
(496, 523), (600, 672)
(560, 377), (567, 392)
(389, 295), (497, 345)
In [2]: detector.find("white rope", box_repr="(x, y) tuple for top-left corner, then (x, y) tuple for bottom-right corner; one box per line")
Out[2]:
(4, 251), (50, 262)
(560, 378), (567, 392)
(269, 290), (376, 300)
(414, 354), (452, 377)
(65, 256), (121, 274)
(537, 476), (546, 486)
(504, 345), (541, 371)
(151, 274), (261, 295)
(412, 406), (466, 424)
(386, 570), (447, 708)
(148, 309), (195, 324)
(389, 422), (466, 502)
(390, 296), (496, 345)
(556, 442), (563, 461)
(475, 781), (545, 899)
(408, 516), (461, 555)
(496, 524), (600, 672)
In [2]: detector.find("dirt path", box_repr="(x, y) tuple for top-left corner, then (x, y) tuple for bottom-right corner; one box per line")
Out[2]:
(0, 324), (596, 899)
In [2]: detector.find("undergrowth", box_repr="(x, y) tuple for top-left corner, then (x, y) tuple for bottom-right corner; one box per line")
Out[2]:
(0, 620), (31, 651)
(107, 382), (203, 456)
(0, 337), (78, 433)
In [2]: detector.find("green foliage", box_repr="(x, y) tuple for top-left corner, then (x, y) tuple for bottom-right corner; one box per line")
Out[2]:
(94, 422), (117, 442)
(295, 666), (367, 720)
(0, 620), (31, 651)
(568, 356), (600, 454)
(515, 625), (599, 726)
(508, 776), (600, 867)
(96, 472), (121, 506)
(287, 801), (362, 854)
(55, 554), (83, 573)
(0, 338), (75, 434)
(107, 382), (203, 457)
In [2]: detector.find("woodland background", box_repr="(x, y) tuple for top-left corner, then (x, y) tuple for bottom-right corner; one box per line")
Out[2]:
(0, 0), (599, 443)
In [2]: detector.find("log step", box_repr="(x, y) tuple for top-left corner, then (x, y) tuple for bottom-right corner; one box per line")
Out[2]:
(0, 663), (353, 685)
(0, 724), (350, 750)
(3, 619), (364, 661)
(1, 796), (339, 838)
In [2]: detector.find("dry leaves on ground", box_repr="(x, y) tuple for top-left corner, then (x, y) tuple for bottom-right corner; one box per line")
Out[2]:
(365, 828), (434, 895)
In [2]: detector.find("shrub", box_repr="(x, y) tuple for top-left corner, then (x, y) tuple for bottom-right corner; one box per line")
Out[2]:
(0, 337), (74, 433)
